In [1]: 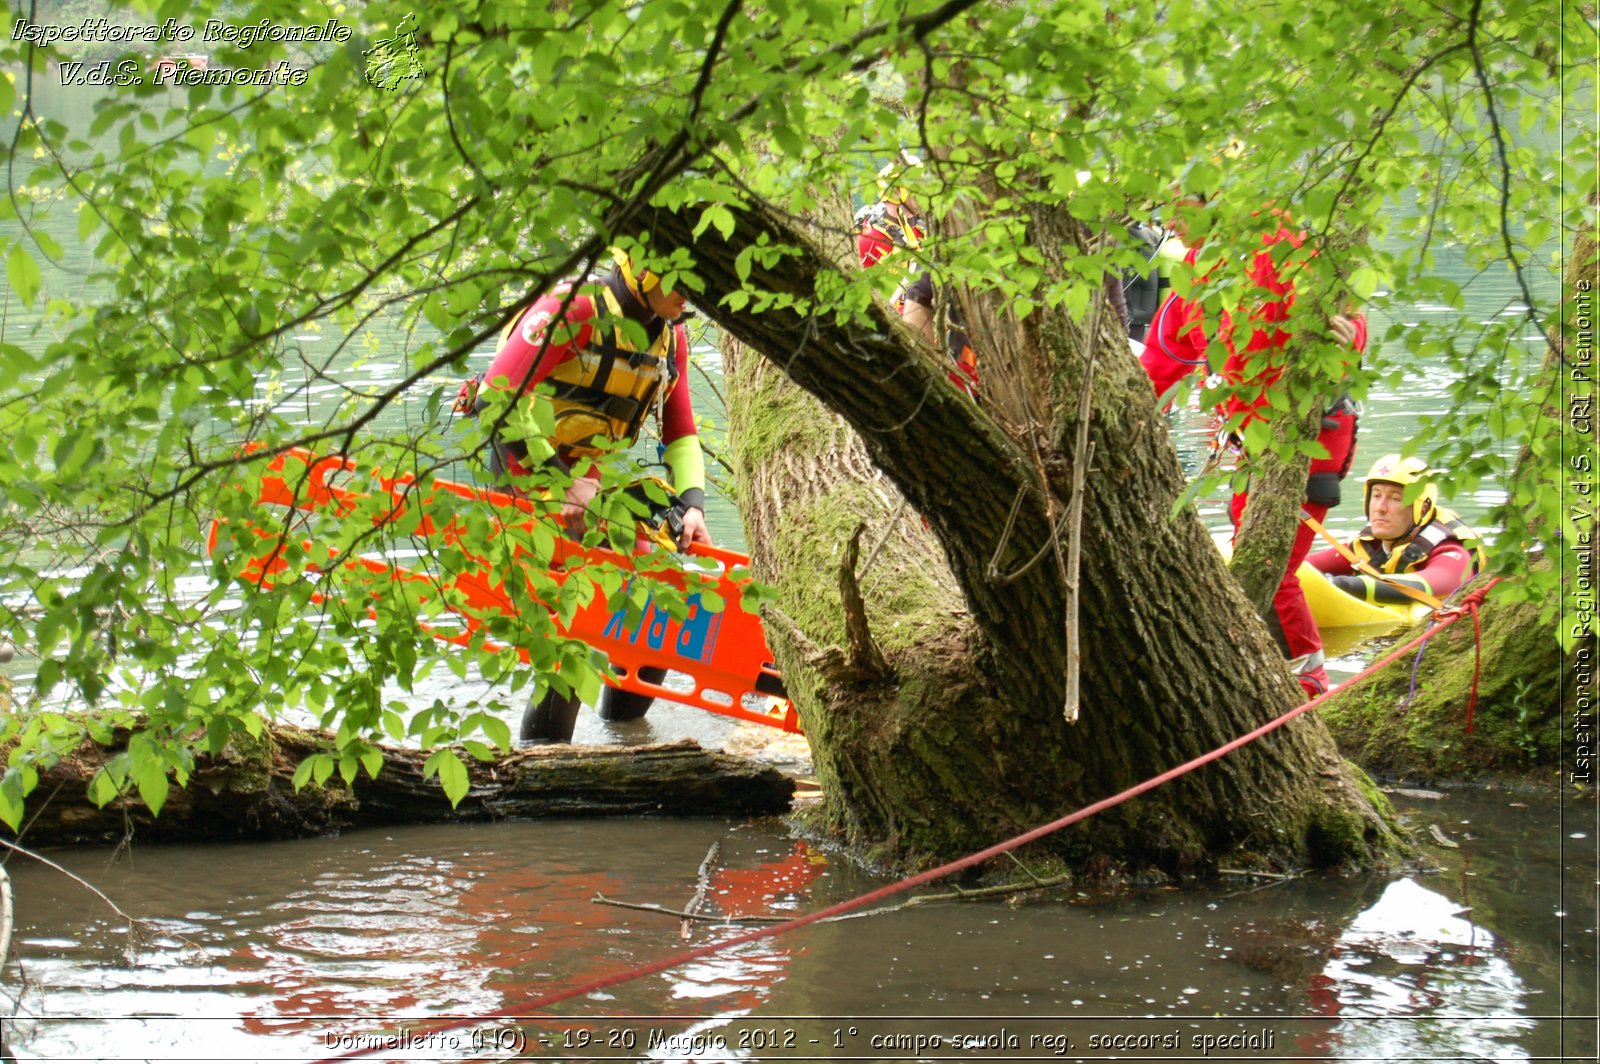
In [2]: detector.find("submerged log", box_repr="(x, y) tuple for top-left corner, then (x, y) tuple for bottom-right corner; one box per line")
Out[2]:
(5, 725), (796, 848)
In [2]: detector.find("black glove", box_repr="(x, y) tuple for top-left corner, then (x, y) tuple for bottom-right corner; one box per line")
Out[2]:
(1327, 574), (1366, 598)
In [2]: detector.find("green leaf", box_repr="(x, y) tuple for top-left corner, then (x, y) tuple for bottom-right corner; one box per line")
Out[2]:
(134, 761), (170, 817)
(1347, 266), (1381, 301)
(425, 748), (470, 807)
(32, 229), (62, 260)
(0, 776), (21, 833)
(88, 768), (121, 807)
(6, 243), (40, 308)
(479, 715), (511, 751)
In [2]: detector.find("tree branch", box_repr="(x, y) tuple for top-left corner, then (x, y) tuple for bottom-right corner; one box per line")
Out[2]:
(1466, 0), (1557, 353)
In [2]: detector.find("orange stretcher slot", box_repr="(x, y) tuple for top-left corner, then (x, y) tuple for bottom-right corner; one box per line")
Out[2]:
(207, 448), (799, 734)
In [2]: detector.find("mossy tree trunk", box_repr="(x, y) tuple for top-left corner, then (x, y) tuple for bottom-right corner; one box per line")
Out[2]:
(1319, 571), (1569, 780)
(631, 200), (1402, 875)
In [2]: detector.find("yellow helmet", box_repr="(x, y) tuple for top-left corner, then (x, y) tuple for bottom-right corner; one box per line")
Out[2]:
(876, 153), (922, 205)
(1362, 454), (1438, 527)
(610, 246), (662, 300)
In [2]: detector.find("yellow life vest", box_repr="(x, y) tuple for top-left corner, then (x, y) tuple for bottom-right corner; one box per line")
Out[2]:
(1350, 505), (1488, 575)
(501, 284), (681, 457)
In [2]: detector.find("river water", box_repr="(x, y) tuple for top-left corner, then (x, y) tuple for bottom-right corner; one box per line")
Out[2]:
(2, 786), (1595, 1062)
(2, 72), (1594, 1064)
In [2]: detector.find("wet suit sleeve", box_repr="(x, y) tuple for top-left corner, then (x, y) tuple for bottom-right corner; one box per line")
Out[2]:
(1306, 545), (1354, 576)
(659, 326), (706, 512)
(1326, 543), (1474, 605)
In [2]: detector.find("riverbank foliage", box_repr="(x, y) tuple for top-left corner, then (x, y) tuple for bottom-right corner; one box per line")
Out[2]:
(0, 0), (1591, 827)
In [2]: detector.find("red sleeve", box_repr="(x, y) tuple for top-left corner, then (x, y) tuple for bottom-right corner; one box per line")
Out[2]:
(1411, 542), (1474, 599)
(859, 227), (892, 268)
(659, 324), (697, 444)
(1222, 234), (1369, 425)
(1139, 291), (1209, 397)
(482, 292), (598, 394)
(1306, 545), (1354, 576)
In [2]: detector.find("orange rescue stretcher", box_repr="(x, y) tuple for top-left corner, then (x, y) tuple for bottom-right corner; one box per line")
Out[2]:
(206, 448), (798, 735)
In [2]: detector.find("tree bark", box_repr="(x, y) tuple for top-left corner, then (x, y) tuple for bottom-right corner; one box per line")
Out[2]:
(632, 198), (1402, 875)
(2, 726), (796, 848)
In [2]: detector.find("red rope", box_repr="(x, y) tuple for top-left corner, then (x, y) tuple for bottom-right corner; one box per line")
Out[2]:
(306, 588), (1498, 1063)
(1429, 579), (1500, 733)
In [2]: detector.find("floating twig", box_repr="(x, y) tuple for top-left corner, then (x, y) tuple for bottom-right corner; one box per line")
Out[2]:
(593, 892), (787, 925)
(682, 841), (721, 941)
(0, 837), (144, 958)
(1217, 867), (1300, 880)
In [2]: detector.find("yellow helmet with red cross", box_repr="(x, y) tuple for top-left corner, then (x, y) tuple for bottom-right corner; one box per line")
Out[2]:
(1361, 454), (1438, 527)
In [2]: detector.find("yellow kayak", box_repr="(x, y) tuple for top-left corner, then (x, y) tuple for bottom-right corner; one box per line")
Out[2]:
(1295, 562), (1432, 629)
(1213, 533), (1431, 631)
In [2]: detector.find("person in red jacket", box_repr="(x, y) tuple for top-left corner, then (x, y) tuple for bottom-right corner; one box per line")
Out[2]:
(856, 158), (932, 336)
(476, 248), (711, 551)
(1140, 217), (1366, 698)
(856, 155), (982, 399)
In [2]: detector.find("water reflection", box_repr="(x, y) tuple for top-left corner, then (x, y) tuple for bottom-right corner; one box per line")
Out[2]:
(1301, 878), (1535, 1060)
(3, 792), (1588, 1062)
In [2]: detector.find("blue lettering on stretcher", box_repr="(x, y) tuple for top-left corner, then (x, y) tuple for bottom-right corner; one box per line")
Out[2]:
(675, 593), (724, 664)
(645, 601), (670, 650)
(600, 585), (724, 665)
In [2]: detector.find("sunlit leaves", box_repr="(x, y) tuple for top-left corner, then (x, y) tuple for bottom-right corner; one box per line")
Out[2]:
(423, 747), (469, 806)
(0, 0), (1582, 820)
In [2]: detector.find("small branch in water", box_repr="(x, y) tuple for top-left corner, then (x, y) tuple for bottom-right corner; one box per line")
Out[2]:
(1216, 867), (1300, 880)
(681, 841), (721, 941)
(1003, 850), (1050, 885)
(593, 892), (788, 925)
(831, 873), (1075, 921)
(596, 874), (1077, 929)
(0, 838), (143, 957)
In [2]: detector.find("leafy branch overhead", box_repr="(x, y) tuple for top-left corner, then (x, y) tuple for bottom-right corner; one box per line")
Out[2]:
(0, 0), (1589, 824)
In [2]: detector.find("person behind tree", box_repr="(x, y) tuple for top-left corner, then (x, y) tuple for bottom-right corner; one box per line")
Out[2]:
(1138, 200), (1368, 698)
(474, 247), (712, 551)
(1121, 218), (1186, 348)
(855, 154), (981, 399)
(1307, 454), (1487, 605)
(856, 156), (931, 332)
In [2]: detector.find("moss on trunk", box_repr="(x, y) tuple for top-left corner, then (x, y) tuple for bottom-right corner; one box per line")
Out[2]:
(680, 191), (1409, 878)
(1320, 570), (1577, 782)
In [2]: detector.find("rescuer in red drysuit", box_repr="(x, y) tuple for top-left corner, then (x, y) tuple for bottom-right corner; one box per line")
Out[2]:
(475, 249), (711, 552)
(1140, 220), (1367, 698)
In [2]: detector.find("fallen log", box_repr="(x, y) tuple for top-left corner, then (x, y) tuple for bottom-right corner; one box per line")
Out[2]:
(6, 724), (797, 848)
